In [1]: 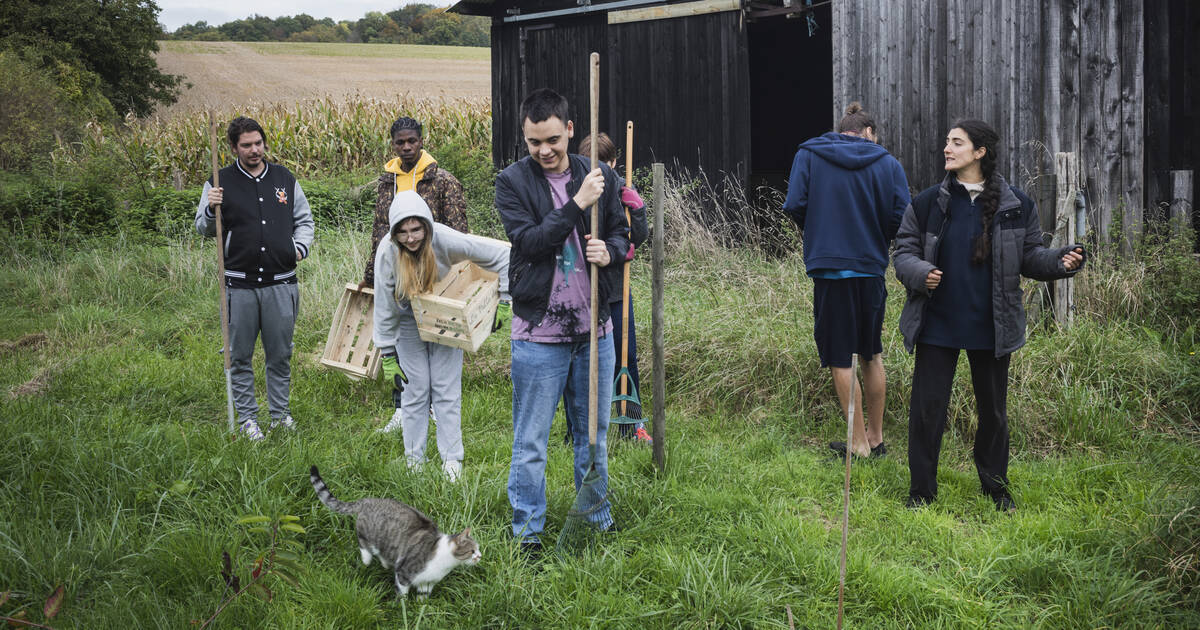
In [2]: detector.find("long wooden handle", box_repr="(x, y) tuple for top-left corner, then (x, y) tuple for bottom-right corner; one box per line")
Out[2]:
(619, 121), (633, 409)
(588, 51), (600, 449)
(209, 112), (231, 373)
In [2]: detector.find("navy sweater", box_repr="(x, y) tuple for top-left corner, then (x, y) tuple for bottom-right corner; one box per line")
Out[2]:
(783, 132), (910, 276)
(918, 181), (994, 350)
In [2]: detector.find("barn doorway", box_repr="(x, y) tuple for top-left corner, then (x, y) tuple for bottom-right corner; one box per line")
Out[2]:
(746, 3), (833, 191)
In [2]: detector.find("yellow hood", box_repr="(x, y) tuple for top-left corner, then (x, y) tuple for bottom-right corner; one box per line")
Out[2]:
(385, 150), (436, 194)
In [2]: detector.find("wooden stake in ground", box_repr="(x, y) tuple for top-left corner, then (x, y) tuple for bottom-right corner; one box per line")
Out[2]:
(651, 162), (665, 471)
(837, 353), (858, 629)
(208, 112), (236, 434)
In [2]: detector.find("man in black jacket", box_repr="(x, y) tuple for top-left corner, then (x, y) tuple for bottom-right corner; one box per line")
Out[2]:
(196, 116), (314, 441)
(495, 88), (630, 553)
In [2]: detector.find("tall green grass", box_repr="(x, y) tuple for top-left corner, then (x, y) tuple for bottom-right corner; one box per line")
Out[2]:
(1, 201), (1198, 626)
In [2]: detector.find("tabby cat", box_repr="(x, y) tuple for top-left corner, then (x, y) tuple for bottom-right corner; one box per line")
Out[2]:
(310, 466), (481, 597)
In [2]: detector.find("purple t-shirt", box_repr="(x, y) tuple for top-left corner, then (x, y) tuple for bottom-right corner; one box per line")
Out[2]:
(511, 168), (612, 343)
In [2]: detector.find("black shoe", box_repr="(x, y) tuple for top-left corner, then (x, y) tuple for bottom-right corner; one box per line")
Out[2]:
(829, 441), (883, 459)
(906, 495), (934, 509)
(602, 521), (622, 534)
(519, 540), (543, 558)
(990, 491), (1017, 512)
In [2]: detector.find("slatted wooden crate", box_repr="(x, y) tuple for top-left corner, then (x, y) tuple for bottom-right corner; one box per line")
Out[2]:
(320, 284), (381, 380)
(411, 261), (500, 352)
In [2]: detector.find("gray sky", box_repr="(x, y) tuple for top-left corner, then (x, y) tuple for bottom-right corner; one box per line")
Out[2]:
(155, 0), (453, 31)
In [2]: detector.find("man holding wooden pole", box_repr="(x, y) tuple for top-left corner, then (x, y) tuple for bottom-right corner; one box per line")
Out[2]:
(495, 88), (630, 555)
(196, 116), (315, 440)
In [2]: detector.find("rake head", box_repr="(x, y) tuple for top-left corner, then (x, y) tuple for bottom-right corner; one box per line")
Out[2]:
(610, 367), (643, 425)
(555, 446), (610, 555)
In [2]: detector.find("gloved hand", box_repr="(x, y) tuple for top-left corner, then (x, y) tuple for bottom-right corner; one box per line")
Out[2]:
(381, 354), (408, 391)
(492, 300), (511, 332)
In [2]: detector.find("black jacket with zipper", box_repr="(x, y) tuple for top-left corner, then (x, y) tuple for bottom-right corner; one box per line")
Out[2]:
(495, 153), (630, 328)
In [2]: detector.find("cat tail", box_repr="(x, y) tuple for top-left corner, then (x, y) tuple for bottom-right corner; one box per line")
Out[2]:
(310, 466), (357, 515)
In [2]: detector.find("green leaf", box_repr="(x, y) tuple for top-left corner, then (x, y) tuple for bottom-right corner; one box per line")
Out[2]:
(247, 582), (273, 602)
(0, 590), (8, 606)
(272, 556), (303, 574)
(236, 515), (271, 525)
(280, 523), (306, 534)
(283, 539), (305, 550)
(278, 514), (301, 523)
(274, 568), (300, 587)
(248, 527), (271, 535)
(43, 584), (65, 619)
(274, 550), (301, 563)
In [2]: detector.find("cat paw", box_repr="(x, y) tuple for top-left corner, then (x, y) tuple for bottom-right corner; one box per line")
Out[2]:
(359, 548), (373, 565)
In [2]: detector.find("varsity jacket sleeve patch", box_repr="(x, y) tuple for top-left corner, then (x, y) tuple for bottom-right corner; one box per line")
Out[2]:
(292, 181), (315, 260)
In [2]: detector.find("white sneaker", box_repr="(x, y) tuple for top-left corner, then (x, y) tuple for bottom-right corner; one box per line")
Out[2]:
(239, 418), (266, 442)
(378, 409), (404, 434)
(270, 415), (297, 431)
(442, 460), (462, 482)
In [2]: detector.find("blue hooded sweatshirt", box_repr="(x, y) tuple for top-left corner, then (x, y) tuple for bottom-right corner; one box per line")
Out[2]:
(783, 132), (910, 277)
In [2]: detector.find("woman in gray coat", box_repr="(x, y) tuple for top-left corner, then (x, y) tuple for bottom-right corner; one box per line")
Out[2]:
(893, 119), (1085, 511)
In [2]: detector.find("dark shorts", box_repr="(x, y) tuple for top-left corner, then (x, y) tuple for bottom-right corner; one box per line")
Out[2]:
(812, 276), (886, 368)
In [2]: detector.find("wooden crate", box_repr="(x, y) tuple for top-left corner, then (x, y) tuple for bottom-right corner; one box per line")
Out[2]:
(320, 284), (381, 380)
(412, 261), (500, 352)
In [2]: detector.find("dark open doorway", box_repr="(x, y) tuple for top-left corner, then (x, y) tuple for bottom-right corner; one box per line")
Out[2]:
(747, 3), (834, 192)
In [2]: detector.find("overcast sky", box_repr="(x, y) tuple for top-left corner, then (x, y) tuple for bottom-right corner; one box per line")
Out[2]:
(155, 0), (453, 31)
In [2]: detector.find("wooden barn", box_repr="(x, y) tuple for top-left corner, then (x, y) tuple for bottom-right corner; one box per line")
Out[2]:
(451, 0), (1199, 240)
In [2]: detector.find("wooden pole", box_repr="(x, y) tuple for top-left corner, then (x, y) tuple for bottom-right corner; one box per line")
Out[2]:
(209, 112), (236, 433)
(1053, 152), (1080, 329)
(651, 162), (665, 472)
(588, 52), (600, 451)
(836, 353), (857, 630)
(1171, 170), (1194, 236)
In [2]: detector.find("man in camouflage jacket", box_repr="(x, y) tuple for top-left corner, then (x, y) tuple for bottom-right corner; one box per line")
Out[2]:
(361, 117), (470, 288)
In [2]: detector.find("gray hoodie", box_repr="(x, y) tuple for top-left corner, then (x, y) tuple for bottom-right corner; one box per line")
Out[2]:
(373, 191), (510, 351)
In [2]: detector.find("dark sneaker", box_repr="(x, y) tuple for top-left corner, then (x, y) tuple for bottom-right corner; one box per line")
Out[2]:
(870, 442), (887, 457)
(519, 540), (543, 557)
(990, 491), (1017, 512)
(906, 495), (934, 509)
(828, 441), (875, 459)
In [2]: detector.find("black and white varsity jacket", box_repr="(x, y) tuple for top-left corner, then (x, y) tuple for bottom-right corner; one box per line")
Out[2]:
(195, 160), (315, 289)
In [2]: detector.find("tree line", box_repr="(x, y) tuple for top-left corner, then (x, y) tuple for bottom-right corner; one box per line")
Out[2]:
(164, 5), (489, 47)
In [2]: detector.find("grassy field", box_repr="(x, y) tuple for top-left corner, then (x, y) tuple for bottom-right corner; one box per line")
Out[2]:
(2, 194), (1198, 627)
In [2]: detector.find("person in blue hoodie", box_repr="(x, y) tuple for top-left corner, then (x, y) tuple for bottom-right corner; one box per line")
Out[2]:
(783, 102), (911, 459)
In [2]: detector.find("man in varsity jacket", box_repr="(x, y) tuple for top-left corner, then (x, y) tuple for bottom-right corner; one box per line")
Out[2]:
(195, 116), (315, 440)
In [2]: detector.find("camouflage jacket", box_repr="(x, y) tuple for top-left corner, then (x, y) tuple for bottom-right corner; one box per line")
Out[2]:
(361, 163), (469, 287)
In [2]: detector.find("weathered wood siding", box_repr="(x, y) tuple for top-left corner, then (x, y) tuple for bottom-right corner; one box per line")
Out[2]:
(489, 9), (751, 179)
(833, 0), (1145, 243)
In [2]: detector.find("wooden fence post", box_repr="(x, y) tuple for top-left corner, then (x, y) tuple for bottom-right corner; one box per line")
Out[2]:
(1053, 152), (1080, 328)
(1170, 170), (1194, 235)
(651, 162), (666, 472)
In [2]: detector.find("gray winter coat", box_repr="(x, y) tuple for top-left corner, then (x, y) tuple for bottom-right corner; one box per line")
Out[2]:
(893, 174), (1085, 357)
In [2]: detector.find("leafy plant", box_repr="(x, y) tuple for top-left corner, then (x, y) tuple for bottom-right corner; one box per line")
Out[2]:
(196, 514), (305, 629)
(0, 585), (65, 629)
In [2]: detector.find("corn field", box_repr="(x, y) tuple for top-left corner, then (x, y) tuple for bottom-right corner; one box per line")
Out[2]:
(59, 96), (492, 186)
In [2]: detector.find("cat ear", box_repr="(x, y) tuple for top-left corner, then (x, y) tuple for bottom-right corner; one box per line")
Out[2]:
(460, 528), (471, 537)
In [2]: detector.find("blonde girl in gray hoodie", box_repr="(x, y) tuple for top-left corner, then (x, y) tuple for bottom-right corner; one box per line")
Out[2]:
(374, 190), (510, 481)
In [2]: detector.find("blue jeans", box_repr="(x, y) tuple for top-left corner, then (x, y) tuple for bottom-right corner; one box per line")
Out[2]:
(508, 336), (615, 542)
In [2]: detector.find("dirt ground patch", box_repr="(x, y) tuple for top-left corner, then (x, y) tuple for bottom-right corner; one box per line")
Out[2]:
(153, 42), (490, 119)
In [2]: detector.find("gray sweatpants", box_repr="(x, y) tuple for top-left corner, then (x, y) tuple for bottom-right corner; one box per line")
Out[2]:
(227, 282), (298, 423)
(390, 313), (464, 464)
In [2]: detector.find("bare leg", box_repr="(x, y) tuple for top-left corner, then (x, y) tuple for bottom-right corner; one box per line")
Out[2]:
(830, 366), (869, 457)
(860, 353), (886, 448)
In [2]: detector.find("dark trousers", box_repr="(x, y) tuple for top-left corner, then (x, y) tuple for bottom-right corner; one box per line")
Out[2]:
(908, 343), (1011, 500)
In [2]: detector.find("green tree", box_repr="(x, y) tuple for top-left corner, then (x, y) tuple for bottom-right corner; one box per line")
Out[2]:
(0, 0), (182, 118)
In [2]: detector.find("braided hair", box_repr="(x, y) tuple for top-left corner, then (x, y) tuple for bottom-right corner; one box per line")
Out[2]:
(389, 117), (422, 139)
(951, 119), (1002, 265)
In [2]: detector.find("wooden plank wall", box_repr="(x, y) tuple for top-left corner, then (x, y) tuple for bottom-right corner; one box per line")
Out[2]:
(833, 0), (1144, 243)
(490, 10), (751, 179)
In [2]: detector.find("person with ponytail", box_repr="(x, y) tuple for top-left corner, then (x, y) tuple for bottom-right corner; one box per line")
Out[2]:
(784, 102), (911, 460)
(373, 190), (509, 481)
(893, 120), (1086, 511)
